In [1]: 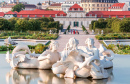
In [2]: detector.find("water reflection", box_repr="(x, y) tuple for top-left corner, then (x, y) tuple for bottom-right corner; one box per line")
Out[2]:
(6, 68), (113, 84)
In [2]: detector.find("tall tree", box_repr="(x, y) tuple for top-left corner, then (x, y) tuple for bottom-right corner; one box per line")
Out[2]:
(12, 3), (25, 12)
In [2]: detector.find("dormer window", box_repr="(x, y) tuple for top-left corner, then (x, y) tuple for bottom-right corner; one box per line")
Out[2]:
(109, 15), (111, 18)
(20, 15), (22, 17)
(27, 15), (29, 17)
(35, 15), (37, 17)
(43, 15), (44, 17)
(89, 14), (92, 17)
(78, 8), (80, 11)
(50, 15), (51, 17)
(95, 14), (97, 18)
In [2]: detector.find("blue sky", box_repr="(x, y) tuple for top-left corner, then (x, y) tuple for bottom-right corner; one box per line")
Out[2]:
(2, 0), (129, 4)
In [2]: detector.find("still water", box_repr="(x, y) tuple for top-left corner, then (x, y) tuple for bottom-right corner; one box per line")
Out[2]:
(0, 40), (48, 46)
(104, 41), (130, 46)
(0, 54), (130, 84)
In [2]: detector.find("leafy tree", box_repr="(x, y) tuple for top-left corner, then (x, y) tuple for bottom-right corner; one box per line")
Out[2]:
(12, 3), (25, 12)
(119, 20), (130, 32)
(98, 18), (105, 22)
(41, 22), (48, 29)
(24, 17), (29, 20)
(8, 17), (19, 30)
(48, 17), (54, 22)
(93, 21), (99, 29)
(111, 19), (121, 33)
(15, 19), (32, 32)
(0, 18), (11, 30)
(37, 17), (49, 23)
(29, 19), (41, 30)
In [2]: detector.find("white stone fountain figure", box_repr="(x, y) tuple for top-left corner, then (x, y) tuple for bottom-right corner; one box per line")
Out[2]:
(4, 37), (17, 45)
(6, 40), (61, 69)
(49, 30), (52, 34)
(78, 38), (114, 69)
(92, 30), (94, 34)
(101, 30), (104, 34)
(52, 37), (109, 79)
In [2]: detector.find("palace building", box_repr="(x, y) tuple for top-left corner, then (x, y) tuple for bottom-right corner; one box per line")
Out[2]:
(15, 4), (130, 29)
(55, 4), (96, 28)
(81, 0), (118, 12)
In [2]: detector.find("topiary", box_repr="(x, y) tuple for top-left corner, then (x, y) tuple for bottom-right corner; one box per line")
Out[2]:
(35, 44), (45, 54)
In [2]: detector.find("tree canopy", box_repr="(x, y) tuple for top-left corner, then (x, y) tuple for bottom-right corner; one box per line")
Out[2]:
(12, 3), (25, 12)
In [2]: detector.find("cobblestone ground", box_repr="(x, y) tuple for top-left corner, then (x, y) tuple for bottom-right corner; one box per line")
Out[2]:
(56, 34), (100, 52)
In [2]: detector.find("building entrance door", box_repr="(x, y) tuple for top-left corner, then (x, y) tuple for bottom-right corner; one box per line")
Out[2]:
(74, 22), (79, 27)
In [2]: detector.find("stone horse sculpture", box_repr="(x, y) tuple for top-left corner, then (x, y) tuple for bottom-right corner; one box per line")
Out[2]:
(4, 37), (17, 45)
(78, 38), (114, 69)
(6, 40), (61, 69)
(52, 37), (109, 79)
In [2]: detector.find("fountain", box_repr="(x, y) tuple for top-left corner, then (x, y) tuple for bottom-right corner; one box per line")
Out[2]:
(5, 37), (114, 80)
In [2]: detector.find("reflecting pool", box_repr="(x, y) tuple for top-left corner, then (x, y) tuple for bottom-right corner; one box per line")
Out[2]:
(103, 40), (130, 46)
(0, 54), (130, 84)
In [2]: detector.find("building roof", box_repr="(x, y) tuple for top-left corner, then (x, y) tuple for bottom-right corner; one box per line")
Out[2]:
(1, 3), (16, 8)
(5, 11), (18, 15)
(37, 2), (42, 5)
(109, 3), (125, 9)
(69, 4), (83, 11)
(17, 9), (67, 18)
(24, 4), (36, 8)
(86, 11), (130, 18)
(0, 12), (4, 17)
(50, 3), (62, 6)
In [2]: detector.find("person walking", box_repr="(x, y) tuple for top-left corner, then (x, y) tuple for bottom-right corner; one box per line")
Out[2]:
(71, 30), (72, 34)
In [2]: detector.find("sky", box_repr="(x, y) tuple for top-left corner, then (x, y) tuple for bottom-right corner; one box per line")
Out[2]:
(2, 0), (129, 4)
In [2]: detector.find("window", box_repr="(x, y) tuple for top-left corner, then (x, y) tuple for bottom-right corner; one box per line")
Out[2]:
(97, 4), (99, 7)
(92, 4), (95, 7)
(86, 4), (87, 7)
(97, 8), (99, 10)
(129, 2), (130, 6)
(70, 21), (71, 25)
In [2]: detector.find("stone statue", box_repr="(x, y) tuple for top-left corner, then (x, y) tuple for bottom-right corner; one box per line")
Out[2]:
(4, 37), (17, 45)
(52, 37), (109, 79)
(6, 40), (61, 69)
(101, 30), (104, 34)
(49, 30), (52, 34)
(92, 30), (94, 34)
(78, 38), (114, 69)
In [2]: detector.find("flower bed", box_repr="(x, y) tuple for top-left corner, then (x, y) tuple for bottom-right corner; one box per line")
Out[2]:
(0, 31), (58, 40)
(0, 41), (50, 54)
(106, 44), (130, 55)
(96, 33), (130, 40)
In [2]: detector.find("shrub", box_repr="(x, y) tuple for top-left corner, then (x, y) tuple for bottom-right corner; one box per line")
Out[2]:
(29, 19), (41, 31)
(35, 44), (45, 54)
(0, 18), (11, 30)
(64, 25), (70, 34)
(15, 19), (33, 32)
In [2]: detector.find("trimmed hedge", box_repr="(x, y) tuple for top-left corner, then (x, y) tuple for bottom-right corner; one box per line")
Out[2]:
(64, 25), (70, 34)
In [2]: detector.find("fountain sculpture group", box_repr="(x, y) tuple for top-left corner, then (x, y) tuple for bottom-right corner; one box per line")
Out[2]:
(6, 37), (114, 80)
(4, 37), (17, 45)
